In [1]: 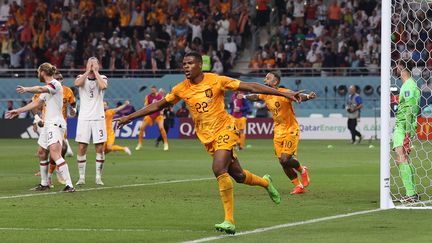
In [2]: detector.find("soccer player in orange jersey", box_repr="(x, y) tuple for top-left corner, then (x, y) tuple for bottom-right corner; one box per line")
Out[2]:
(240, 72), (316, 194)
(136, 85), (169, 151)
(104, 101), (131, 155)
(115, 52), (302, 234)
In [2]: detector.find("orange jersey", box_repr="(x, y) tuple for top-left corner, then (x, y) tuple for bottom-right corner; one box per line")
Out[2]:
(62, 86), (76, 119)
(32, 93), (46, 120)
(165, 73), (241, 144)
(105, 109), (116, 136)
(259, 88), (299, 139)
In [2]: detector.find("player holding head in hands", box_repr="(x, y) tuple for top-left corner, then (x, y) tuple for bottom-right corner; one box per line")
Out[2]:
(393, 60), (420, 203)
(239, 72), (316, 195)
(115, 52), (302, 234)
(74, 57), (108, 186)
(7, 63), (75, 192)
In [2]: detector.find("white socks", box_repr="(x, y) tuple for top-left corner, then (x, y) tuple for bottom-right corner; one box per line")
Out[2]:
(55, 158), (73, 187)
(39, 160), (49, 186)
(77, 154), (87, 179)
(96, 153), (105, 179)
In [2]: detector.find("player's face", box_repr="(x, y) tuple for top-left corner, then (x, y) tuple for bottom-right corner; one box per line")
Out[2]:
(264, 73), (277, 88)
(395, 64), (403, 77)
(103, 102), (108, 110)
(183, 56), (202, 80)
(37, 70), (45, 83)
(151, 87), (157, 94)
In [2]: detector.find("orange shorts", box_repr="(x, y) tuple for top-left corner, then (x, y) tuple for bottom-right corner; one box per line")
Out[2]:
(143, 115), (164, 126)
(274, 129), (299, 158)
(234, 117), (247, 131)
(204, 126), (239, 157)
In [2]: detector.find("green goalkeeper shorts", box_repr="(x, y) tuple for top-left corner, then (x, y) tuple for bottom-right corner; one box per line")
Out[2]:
(392, 127), (405, 149)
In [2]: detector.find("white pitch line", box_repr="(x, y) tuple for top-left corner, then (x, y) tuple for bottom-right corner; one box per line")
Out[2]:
(183, 208), (385, 243)
(0, 177), (214, 200)
(0, 227), (210, 233)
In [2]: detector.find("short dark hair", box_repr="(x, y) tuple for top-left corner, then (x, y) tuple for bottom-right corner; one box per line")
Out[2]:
(184, 51), (203, 63)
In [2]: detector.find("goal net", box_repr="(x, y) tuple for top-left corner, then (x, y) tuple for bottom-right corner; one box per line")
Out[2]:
(382, 0), (432, 209)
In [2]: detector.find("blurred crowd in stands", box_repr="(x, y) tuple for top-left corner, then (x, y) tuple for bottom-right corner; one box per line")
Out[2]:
(0, 0), (252, 74)
(250, 0), (383, 76)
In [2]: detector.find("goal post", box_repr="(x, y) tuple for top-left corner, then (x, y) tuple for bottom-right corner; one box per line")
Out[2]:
(382, 0), (432, 209)
(380, 0), (394, 210)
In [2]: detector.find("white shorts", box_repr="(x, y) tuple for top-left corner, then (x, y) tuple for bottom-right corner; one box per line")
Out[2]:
(76, 119), (107, 144)
(38, 125), (65, 150)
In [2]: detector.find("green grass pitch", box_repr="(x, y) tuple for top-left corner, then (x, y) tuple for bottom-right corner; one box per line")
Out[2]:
(0, 138), (431, 242)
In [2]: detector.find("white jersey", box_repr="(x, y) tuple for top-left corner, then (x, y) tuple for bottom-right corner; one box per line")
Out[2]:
(77, 75), (107, 120)
(39, 79), (66, 127)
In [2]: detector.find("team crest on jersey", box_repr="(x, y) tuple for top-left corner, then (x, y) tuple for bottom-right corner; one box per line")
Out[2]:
(205, 89), (213, 98)
(405, 90), (410, 97)
(275, 101), (281, 108)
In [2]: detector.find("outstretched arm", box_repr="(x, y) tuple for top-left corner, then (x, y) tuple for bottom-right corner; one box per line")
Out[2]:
(299, 91), (317, 102)
(238, 82), (302, 102)
(237, 93), (260, 102)
(6, 99), (44, 119)
(115, 99), (170, 128)
(16, 85), (50, 94)
(113, 100), (130, 113)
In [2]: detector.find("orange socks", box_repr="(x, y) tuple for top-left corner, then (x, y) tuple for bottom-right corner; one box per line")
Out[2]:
(291, 177), (302, 187)
(138, 123), (146, 144)
(112, 145), (126, 152)
(159, 128), (168, 144)
(217, 173), (234, 224)
(243, 170), (269, 188)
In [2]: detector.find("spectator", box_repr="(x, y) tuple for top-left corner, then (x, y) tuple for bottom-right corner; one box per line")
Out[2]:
(256, 0), (270, 27)
(224, 36), (237, 65)
(293, 0), (305, 28)
(10, 44), (25, 68)
(2, 100), (13, 118)
(187, 18), (203, 42)
(216, 14), (229, 51)
(0, 0), (10, 23)
(212, 55), (223, 74)
(328, 1), (341, 27)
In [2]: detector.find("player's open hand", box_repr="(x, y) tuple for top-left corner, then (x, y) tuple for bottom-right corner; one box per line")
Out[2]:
(284, 90), (304, 103)
(5, 109), (19, 119)
(308, 92), (317, 100)
(114, 116), (131, 129)
(16, 85), (27, 94)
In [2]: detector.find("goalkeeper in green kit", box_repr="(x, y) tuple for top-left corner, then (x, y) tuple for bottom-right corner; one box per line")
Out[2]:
(393, 60), (420, 203)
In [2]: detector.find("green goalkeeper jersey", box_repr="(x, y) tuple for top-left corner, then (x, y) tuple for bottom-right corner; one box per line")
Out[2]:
(395, 78), (420, 136)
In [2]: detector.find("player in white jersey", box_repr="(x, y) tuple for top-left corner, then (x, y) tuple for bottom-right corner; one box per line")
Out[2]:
(6, 63), (75, 192)
(74, 57), (108, 186)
